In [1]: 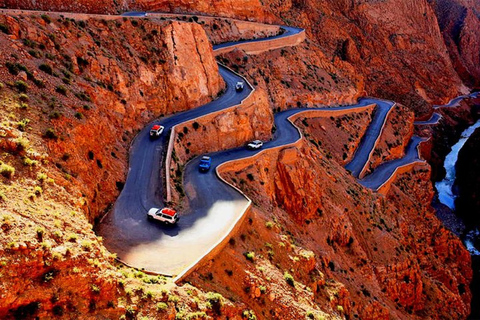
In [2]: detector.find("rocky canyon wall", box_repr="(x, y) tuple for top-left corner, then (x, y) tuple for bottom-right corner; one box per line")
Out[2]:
(0, 13), (224, 223)
(0, 0), (474, 116)
(192, 137), (471, 319)
(431, 0), (480, 87)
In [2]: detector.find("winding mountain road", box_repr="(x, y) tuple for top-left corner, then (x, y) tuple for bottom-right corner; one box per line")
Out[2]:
(97, 12), (427, 277)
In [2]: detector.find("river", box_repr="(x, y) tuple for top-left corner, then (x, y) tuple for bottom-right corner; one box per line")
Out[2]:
(435, 119), (480, 319)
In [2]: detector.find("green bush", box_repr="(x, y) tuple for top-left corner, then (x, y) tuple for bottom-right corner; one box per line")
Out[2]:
(156, 302), (168, 311)
(243, 310), (257, 320)
(0, 163), (15, 178)
(28, 50), (42, 58)
(244, 251), (255, 262)
(18, 93), (29, 102)
(56, 85), (67, 96)
(0, 23), (9, 34)
(23, 157), (38, 166)
(284, 271), (295, 287)
(39, 63), (53, 75)
(206, 292), (223, 314)
(44, 128), (58, 140)
(15, 137), (29, 151)
(17, 118), (30, 131)
(41, 14), (52, 24)
(14, 80), (29, 92)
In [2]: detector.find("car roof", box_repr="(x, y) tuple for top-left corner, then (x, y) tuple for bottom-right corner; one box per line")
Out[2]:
(160, 208), (176, 216)
(252, 140), (262, 143)
(201, 156), (211, 160)
(152, 125), (162, 130)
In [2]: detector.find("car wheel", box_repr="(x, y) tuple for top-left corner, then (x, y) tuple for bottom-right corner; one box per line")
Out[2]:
(147, 215), (153, 220)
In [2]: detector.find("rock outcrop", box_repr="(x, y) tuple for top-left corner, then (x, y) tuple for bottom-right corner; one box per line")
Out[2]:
(0, 13), (224, 222)
(431, 0), (480, 87)
(198, 133), (472, 319)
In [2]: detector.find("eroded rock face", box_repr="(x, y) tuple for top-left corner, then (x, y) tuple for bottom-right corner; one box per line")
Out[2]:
(0, 0), (278, 23)
(431, 0), (480, 87)
(0, 14), (224, 222)
(206, 138), (471, 319)
(0, 0), (118, 14)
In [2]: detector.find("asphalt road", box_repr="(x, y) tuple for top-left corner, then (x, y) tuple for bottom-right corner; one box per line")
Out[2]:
(97, 12), (430, 276)
(433, 92), (479, 109)
(414, 113), (442, 125)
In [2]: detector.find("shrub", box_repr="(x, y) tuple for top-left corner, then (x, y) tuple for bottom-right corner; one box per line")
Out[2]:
(185, 312), (207, 320)
(91, 284), (101, 294)
(156, 302), (168, 311)
(41, 14), (52, 24)
(74, 112), (83, 119)
(23, 39), (37, 48)
(206, 292), (223, 314)
(23, 157), (38, 166)
(67, 233), (78, 242)
(37, 172), (47, 182)
(18, 93), (29, 102)
(33, 78), (46, 88)
(44, 128), (58, 139)
(56, 85), (67, 95)
(284, 271), (295, 287)
(14, 80), (29, 92)
(244, 251), (255, 262)
(265, 221), (274, 229)
(75, 91), (91, 102)
(36, 227), (45, 240)
(242, 310), (257, 320)
(0, 163), (15, 178)
(28, 50), (42, 58)
(39, 63), (53, 75)
(0, 23), (9, 34)
(15, 137), (29, 151)
(34, 186), (43, 195)
(81, 240), (92, 251)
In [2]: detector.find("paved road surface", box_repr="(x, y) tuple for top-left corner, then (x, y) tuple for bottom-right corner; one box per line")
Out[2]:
(97, 12), (429, 276)
(414, 113), (442, 125)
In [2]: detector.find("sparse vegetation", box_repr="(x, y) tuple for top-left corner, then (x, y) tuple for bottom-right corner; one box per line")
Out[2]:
(14, 80), (29, 92)
(44, 128), (58, 140)
(244, 251), (255, 262)
(0, 162), (15, 178)
(56, 85), (67, 96)
(39, 63), (53, 75)
(284, 271), (295, 287)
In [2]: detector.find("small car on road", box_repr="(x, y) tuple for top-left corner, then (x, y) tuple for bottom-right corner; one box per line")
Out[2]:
(147, 207), (179, 225)
(235, 81), (244, 91)
(247, 140), (263, 150)
(150, 124), (164, 138)
(199, 156), (212, 172)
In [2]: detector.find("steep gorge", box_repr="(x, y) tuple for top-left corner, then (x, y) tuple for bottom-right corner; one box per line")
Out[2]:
(0, 1), (477, 319)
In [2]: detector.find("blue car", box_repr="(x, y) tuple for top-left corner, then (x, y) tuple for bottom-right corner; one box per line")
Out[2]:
(199, 156), (212, 172)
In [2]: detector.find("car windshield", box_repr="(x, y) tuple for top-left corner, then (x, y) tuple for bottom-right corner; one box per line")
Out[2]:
(200, 160), (209, 165)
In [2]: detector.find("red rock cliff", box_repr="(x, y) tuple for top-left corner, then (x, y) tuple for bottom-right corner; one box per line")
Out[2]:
(0, 13), (224, 222)
(431, 0), (480, 87)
